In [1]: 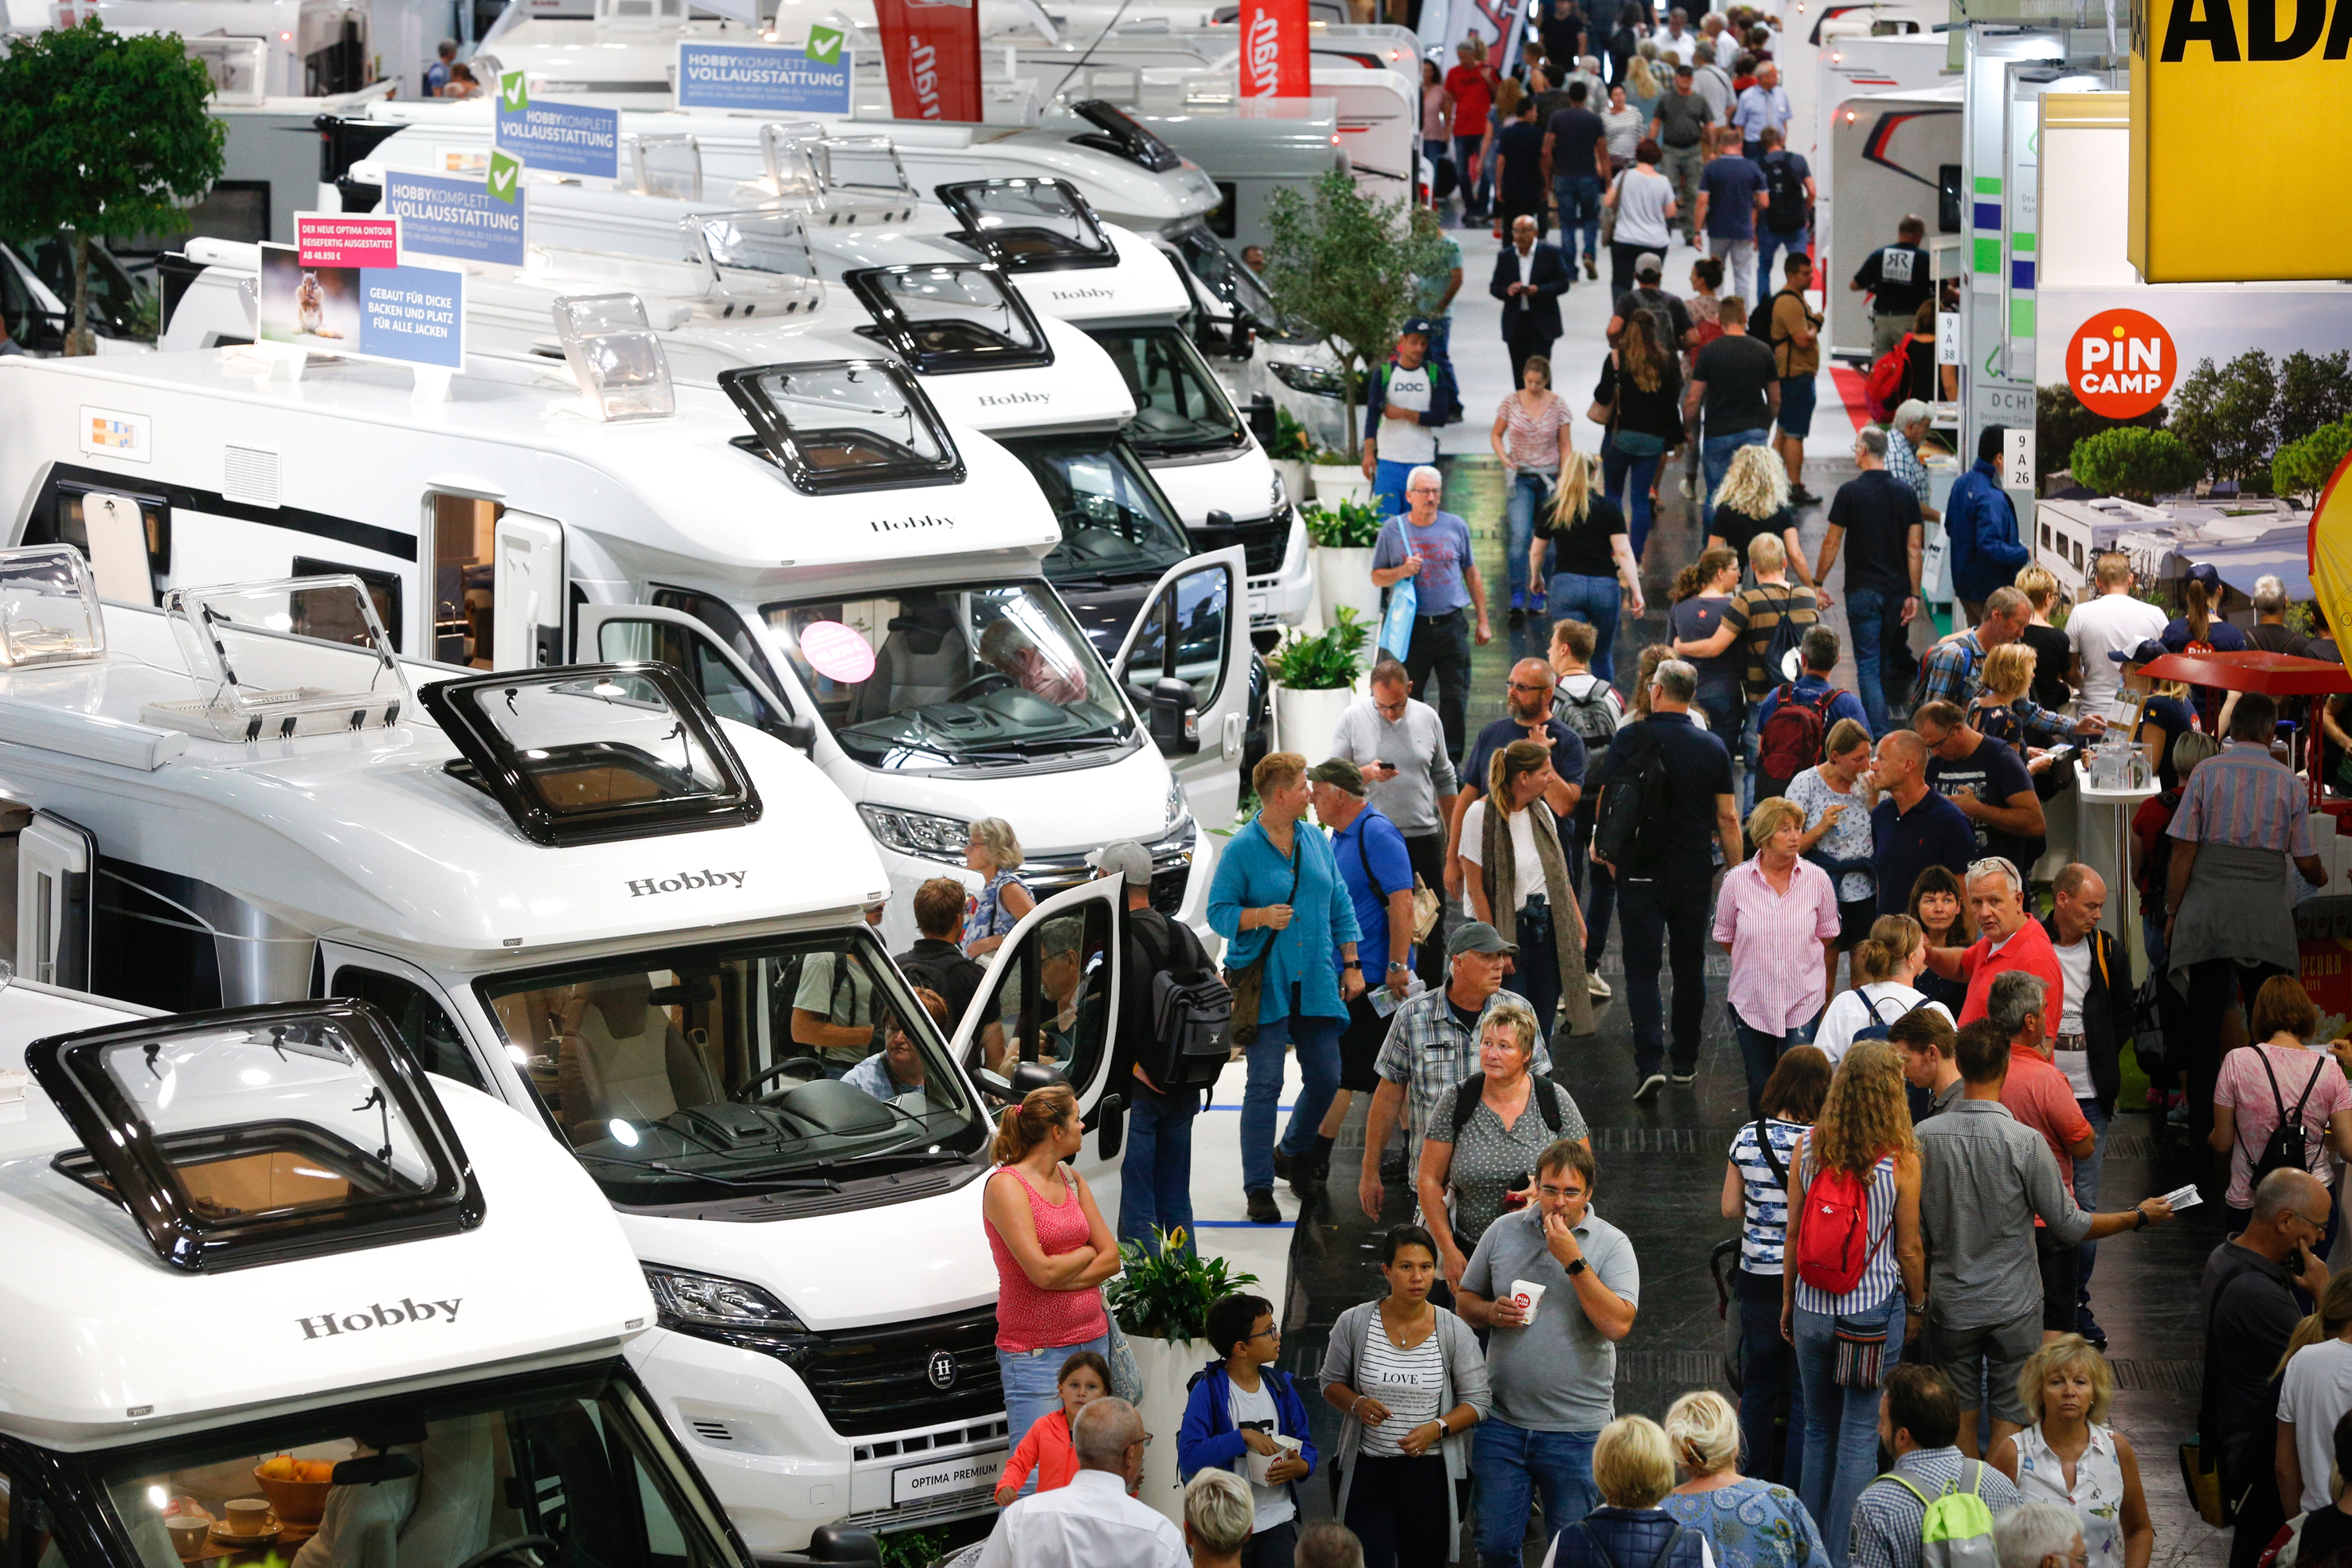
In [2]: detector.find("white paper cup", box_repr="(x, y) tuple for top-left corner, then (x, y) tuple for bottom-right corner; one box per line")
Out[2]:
(1512, 1279), (1548, 1324)
(1247, 1433), (1303, 1485)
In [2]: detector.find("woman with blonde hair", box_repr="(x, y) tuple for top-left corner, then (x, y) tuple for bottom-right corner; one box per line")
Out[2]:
(1662, 1390), (1832, 1568)
(1706, 443), (1795, 573)
(963, 816), (1034, 957)
(2014, 565), (2075, 710)
(1787, 717), (1880, 990)
(1781, 1043), (1926, 1558)
(1625, 48), (1663, 123)
(981, 1083), (1117, 1455)
(1459, 739), (1595, 1036)
(2272, 1273), (2352, 1523)
(1531, 452), (1645, 681)
(1811, 916), (1947, 1066)
(1989, 1336), (2151, 1568)
(1712, 796), (1839, 1113)
(1182, 1471), (1254, 1568)
(1595, 307), (1684, 564)
(2113, 640), (2197, 790)
(1970, 642), (2038, 760)
(1417, 1003), (1591, 1292)
(1541, 1417), (1712, 1568)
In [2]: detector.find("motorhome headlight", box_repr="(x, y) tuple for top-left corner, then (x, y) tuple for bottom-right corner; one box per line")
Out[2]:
(857, 803), (972, 862)
(1270, 362), (1346, 398)
(644, 1265), (807, 1332)
(1270, 469), (1289, 511)
(1165, 782), (1184, 829)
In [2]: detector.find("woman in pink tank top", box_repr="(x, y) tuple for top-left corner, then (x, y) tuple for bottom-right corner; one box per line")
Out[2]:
(984, 1084), (1119, 1462)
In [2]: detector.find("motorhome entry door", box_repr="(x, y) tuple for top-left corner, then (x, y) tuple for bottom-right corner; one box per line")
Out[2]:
(17, 810), (94, 990)
(492, 511), (564, 670)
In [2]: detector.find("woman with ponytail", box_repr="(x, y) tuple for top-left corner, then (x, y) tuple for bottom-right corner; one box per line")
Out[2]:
(2276, 1274), (2352, 1519)
(1530, 450), (1644, 682)
(2159, 561), (2248, 732)
(1662, 1389), (1831, 1568)
(983, 1082), (1118, 1459)
(1811, 916), (1947, 1067)
(1670, 546), (1746, 742)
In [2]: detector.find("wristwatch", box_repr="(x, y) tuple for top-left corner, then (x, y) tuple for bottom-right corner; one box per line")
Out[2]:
(2134, 1206), (2150, 1230)
(1344, 960), (1362, 970)
(1387, 960), (1410, 973)
(1565, 1257), (1588, 1277)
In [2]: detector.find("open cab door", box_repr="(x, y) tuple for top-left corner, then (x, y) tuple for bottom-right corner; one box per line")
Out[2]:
(577, 603), (815, 752)
(1113, 545), (1249, 831)
(950, 878), (1129, 1206)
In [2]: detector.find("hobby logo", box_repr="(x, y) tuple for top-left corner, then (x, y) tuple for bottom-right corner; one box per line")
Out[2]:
(298, 1298), (463, 1339)
(628, 869), (750, 897)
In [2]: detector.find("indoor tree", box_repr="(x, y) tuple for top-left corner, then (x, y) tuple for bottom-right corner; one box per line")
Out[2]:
(0, 19), (223, 354)
(2069, 425), (2205, 504)
(1260, 172), (1454, 450)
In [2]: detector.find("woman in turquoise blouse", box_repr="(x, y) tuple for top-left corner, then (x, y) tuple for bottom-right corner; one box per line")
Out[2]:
(1208, 751), (1364, 1224)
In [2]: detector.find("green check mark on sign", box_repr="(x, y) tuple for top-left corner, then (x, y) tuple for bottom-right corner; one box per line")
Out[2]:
(804, 25), (843, 62)
(500, 69), (527, 110)
(487, 151), (521, 203)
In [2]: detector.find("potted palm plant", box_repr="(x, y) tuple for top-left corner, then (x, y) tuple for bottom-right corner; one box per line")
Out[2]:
(1105, 1231), (1261, 1525)
(1266, 606), (1369, 755)
(1303, 499), (1385, 628)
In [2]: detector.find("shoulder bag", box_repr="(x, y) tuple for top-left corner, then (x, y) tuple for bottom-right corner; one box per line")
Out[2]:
(1225, 834), (1303, 1046)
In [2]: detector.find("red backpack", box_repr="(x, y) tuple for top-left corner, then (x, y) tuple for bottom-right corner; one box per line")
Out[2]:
(1755, 683), (1836, 803)
(1791, 1152), (1891, 1296)
(1864, 342), (1910, 420)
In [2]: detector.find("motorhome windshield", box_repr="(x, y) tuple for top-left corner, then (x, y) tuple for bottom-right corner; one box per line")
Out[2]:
(97, 1367), (742, 1568)
(478, 929), (987, 1204)
(1091, 327), (1248, 456)
(1168, 222), (1297, 338)
(763, 581), (1137, 771)
(719, 360), (963, 495)
(1004, 436), (1193, 581)
(936, 180), (1117, 272)
(845, 265), (1052, 374)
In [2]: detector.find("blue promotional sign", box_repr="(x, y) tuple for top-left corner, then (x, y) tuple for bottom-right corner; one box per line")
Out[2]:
(674, 40), (852, 113)
(382, 171), (526, 267)
(358, 265), (466, 370)
(493, 84), (621, 180)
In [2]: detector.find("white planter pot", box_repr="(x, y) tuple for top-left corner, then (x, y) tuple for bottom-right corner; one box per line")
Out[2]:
(1123, 1332), (1206, 1526)
(1309, 463), (1372, 505)
(1270, 457), (1309, 504)
(1273, 681), (1356, 759)
(1313, 545), (1383, 630)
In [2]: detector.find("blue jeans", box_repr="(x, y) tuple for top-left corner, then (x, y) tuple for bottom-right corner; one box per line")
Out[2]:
(1372, 458), (1419, 521)
(1759, 226), (1810, 295)
(1505, 471), (1554, 600)
(1427, 316), (1456, 384)
(1844, 585), (1908, 737)
(1738, 1267), (1805, 1491)
(1794, 1295), (1907, 1568)
(998, 1331), (1111, 1489)
(1473, 1419), (1599, 1568)
(1701, 428), (1769, 527)
(1513, 900), (1561, 1041)
(1241, 1009), (1344, 1193)
(1117, 1087), (1198, 1253)
(1603, 442), (1663, 564)
(1732, 1009), (1810, 1117)
(1454, 133), (1492, 213)
(2072, 1097), (2108, 1318)
(1548, 572), (1623, 682)
(1552, 174), (1603, 260)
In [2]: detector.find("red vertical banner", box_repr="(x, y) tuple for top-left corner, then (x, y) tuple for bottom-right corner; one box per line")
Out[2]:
(1238, 0), (1310, 98)
(875, 0), (983, 122)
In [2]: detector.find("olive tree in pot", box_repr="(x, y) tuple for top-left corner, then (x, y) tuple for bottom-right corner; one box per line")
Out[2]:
(1266, 607), (1369, 755)
(1105, 1231), (1261, 1524)
(1303, 500), (1386, 628)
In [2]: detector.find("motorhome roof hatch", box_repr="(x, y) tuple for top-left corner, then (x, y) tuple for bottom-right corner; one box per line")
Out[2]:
(1066, 100), (1186, 174)
(935, 179), (1120, 273)
(554, 293), (678, 421)
(141, 576), (411, 742)
(0, 544), (108, 667)
(717, 358), (965, 493)
(25, 999), (484, 1273)
(844, 263), (1055, 375)
(420, 662), (764, 847)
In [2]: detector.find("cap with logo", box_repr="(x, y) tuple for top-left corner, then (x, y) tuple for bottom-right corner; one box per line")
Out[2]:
(1086, 840), (1155, 887)
(2107, 638), (2170, 665)
(1399, 315), (1434, 339)
(1447, 920), (1519, 958)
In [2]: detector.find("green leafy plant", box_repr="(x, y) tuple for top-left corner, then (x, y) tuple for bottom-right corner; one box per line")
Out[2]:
(875, 1527), (948, 1568)
(1106, 1229), (1261, 1343)
(2273, 415), (2352, 504)
(1264, 607), (1369, 691)
(0, 20), (225, 354)
(1268, 407), (1316, 462)
(1301, 499), (1382, 549)
(2036, 379), (2168, 488)
(2068, 426), (2204, 504)
(1307, 447), (1358, 466)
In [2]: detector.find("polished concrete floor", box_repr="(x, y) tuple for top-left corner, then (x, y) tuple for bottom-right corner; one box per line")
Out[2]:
(1267, 225), (2233, 1566)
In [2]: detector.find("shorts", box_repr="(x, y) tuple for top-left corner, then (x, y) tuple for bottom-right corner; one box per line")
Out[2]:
(1836, 897), (1879, 950)
(1927, 1311), (2041, 1426)
(1777, 375), (1817, 438)
(2038, 1230), (2079, 1331)
(1338, 992), (1387, 1093)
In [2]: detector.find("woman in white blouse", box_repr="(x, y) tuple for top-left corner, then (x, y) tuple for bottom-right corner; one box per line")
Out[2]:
(1812, 917), (1949, 1068)
(1990, 1337), (2151, 1568)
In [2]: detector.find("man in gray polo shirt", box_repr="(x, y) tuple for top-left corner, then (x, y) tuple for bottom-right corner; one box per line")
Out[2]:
(1329, 655), (1461, 988)
(1458, 1140), (1633, 1568)
(1918, 1019), (2173, 1458)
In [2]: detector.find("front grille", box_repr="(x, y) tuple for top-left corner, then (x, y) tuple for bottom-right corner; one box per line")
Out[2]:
(1192, 512), (1288, 577)
(794, 1307), (1004, 1437)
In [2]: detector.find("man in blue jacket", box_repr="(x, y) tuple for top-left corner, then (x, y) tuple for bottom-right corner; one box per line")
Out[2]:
(1944, 424), (2029, 624)
(1361, 319), (1465, 519)
(1177, 1292), (1317, 1561)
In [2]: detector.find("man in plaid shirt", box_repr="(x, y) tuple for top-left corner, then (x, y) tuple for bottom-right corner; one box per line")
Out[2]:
(1886, 401), (1943, 528)
(1911, 587), (2105, 746)
(1356, 921), (1550, 1218)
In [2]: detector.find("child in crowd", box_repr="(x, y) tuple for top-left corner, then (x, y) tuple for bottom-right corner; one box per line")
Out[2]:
(992, 1350), (1109, 1505)
(1178, 1293), (1318, 1566)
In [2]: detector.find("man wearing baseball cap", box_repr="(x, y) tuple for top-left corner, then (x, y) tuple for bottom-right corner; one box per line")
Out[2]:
(1087, 839), (1204, 1251)
(1360, 316), (1464, 522)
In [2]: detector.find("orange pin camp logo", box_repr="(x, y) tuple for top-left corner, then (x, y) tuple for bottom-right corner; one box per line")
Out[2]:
(2065, 308), (2176, 420)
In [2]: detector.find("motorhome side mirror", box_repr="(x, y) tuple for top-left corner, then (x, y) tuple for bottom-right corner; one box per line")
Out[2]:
(765, 712), (818, 753)
(1096, 1092), (1126, 1159)
(1009, 1060), (1066, 1098)
(1246, 394), (1278, 446)
(1203, 509), (1233, 530)
(1229, 321), (1255, 361)
(753, 1528), (882, 1568)
(331, 1454), (422, 1487)
(1149, 676), (1199, 757)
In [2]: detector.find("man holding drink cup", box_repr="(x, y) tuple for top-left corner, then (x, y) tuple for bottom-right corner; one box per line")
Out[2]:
(1457, 1140), (1640, 1568)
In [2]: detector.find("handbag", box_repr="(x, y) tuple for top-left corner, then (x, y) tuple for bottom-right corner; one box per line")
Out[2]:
(1832, 1312), (1890, 1389)
(1353, 820), (1442, 943)
(1224, 836), (1303, 1047)
(1613, 428), (1667, 458)
(2178, 1434), (2230, 1528)
(1104, 1302), (1145, 1407)
(1379, 573), (1418, 663)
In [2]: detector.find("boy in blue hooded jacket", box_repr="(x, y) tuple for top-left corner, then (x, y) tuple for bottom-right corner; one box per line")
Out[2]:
(1177, 1292), (1318, 1563)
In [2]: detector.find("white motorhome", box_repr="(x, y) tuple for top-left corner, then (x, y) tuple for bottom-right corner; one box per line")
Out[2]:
(0, 341), (1250, 948)
(0, 555), (1161, 1550)
(0, 973), (902, 1568)
(1826, 79), (1962, 361)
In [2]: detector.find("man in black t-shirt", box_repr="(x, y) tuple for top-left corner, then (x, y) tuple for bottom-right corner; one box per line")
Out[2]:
(1544, 81), (1610, 279)
(1850, 215), (1935, 358)
(1914, 702), (2045, 873)
(894, 877), (998, 1069)
(1606, 253), (1696, 349)
(1683, 300), (1779, 529)
(1813, 425), (1924, 733)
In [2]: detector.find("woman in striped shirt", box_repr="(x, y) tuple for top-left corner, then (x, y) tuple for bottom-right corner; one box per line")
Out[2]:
(1720, 1046), (1831, 1492)
(1780, 1042), (1926, 1568)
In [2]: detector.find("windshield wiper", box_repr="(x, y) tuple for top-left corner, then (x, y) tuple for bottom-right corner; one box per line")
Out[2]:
(576, 1152), (842, 1192)
(839, 1146), (974, 1170)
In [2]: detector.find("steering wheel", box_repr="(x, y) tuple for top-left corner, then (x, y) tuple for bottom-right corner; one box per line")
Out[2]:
(949, 671), (1013, 703)
(452, 1537), (559, 1568)
(735, 1058), (827, 1101)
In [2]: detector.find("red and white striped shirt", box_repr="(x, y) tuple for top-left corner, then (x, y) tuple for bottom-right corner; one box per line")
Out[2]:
(2167, 741), (2314, 858)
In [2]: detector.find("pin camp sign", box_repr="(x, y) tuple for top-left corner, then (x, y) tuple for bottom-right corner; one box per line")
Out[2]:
(2065, 308), (2175, 418)
(2130, 0), (2352, 280)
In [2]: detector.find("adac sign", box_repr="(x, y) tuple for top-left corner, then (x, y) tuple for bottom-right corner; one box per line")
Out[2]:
(2130, 0), (2352, 280)
(2064, 309), (2176, 418)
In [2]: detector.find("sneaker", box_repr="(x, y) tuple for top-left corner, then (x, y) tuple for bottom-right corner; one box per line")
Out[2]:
(1379, 1147), (1408, 1183)
(1671, 1070), (1698, 1087)
(1529, 593), (1548, 617)
(1583, 255), (1599, 280)
(1790, 486), (1823, 506)
(1509, 589), (1528, 614)
(1245, 1187), (1281, 1224)
(1634, 1072), (1666, 1102)
(2167, 1101), (2190, 1128)
(2076, 1309), (2108, 1351)
(1587, 972), (1612, 999)
(1679, 475), (1696, 499)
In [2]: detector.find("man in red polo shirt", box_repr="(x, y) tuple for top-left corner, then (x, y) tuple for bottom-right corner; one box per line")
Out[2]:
(1922, 854), (2061, 1038)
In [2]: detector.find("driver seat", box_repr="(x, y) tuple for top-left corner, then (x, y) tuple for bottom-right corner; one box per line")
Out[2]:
(556, 979), (721, 1134)
(850, 606), (970, 720)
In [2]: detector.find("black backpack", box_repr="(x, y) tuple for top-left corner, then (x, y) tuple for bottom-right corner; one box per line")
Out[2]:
(1754, 591), (1810, 689)
(1450, 1070), (1570, 1138)
(1749, 285), (1803, 346)
(2243, 1046), (2323, 1191)
(1129, 907), (1234, 1092)
(1761, 152), (1807, 235)
(1593, 725), (1674, 872)
(1850, 992), (1905, 1045)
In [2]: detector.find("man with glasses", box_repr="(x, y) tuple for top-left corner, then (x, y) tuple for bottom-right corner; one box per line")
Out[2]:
(1450, 659), (1587, 909)
(1372, 464), (1493, 764)
(1918, 1019), (2174, 1460)
(2203, 1167), (2332, 1568)
(1331, 656), (1462, 989)
(976, 1397), (1188, 1568)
